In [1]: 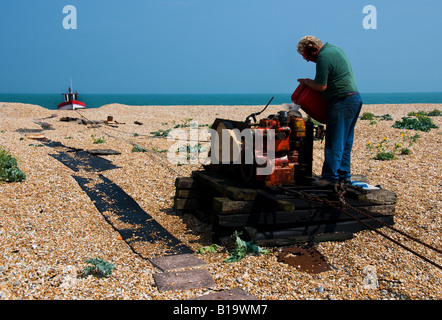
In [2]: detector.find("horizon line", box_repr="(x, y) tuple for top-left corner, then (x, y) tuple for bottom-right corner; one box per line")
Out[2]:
(1, 91), (442, 95)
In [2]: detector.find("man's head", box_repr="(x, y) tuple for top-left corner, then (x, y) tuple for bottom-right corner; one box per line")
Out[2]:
(297, 35), (323, 63)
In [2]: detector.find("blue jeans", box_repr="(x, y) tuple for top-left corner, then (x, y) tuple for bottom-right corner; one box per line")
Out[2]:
(321, 94), (363, 182)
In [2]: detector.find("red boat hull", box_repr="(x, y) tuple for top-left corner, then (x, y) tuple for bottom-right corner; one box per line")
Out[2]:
(57, 100), (86, 110)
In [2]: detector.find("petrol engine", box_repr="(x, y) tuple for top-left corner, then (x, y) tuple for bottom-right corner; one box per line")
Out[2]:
(207, 105), (320, 187)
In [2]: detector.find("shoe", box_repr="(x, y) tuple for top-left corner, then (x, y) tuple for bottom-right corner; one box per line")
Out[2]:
(312, 179), (338, 187)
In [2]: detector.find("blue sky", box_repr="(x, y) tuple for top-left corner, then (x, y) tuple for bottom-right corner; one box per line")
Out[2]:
(1, 0), (441, 94)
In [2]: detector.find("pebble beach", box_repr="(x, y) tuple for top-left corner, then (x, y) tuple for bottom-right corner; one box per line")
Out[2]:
(0, 101), (440, 300)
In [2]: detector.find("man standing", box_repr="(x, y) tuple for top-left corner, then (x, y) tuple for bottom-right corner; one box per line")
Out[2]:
(296, 35), (362, 186)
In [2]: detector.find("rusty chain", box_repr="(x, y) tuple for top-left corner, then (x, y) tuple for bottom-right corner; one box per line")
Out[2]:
(280, 184), (442, 271)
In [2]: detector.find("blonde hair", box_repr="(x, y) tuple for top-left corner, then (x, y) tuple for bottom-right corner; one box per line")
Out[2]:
(297, 35), (323, 55)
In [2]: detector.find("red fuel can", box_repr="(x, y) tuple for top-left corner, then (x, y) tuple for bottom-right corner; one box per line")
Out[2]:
(291, 84), (329, 124)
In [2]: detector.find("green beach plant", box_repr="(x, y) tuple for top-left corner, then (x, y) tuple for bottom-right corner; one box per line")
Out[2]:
(83, 258), (115, 278)
(366, 132), (420, 160)
(360, 112), (393, 121)
(360, 112), (376, 120)
(175, 143), (208, 161)
(150, 128), (172, 138)
(428, 109), (442, 116)
(0, 146), (26, 183)
(91, 134), (106, 144)
(173, 118), (193, 128)
(151, 147), (167, 153)
(150, 119), (209, 138)
(407, 109), (441, 117)
(224, 231), (269, 263)
(392, 114), (438, 132)
(131, 145), (147, 152)
(379, 114), (393, 121)
(197, 244), (220, 254)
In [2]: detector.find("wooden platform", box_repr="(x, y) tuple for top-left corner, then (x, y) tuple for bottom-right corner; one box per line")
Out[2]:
(173, 170), (397, 246)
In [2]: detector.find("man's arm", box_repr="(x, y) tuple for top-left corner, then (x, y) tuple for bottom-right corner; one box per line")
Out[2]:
(297, 78), (327, 92)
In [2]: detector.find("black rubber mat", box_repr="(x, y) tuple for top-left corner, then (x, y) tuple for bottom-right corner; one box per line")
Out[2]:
(49, 150), (120, 172)
(44, 139), (193, 256)
(73, 174), (192, 255)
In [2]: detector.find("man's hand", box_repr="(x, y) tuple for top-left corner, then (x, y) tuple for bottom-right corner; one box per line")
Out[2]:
(297, 78), (307, 89)
(298, 78), (327, 92)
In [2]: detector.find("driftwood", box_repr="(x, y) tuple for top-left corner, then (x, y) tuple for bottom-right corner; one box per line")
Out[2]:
(25, 134), (47, 140)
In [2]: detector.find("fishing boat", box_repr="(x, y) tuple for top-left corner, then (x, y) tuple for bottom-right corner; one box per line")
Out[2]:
(57, 85), (86, 110)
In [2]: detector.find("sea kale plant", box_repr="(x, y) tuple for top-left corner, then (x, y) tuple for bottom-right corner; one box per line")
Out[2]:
(224, 231), (270, 263)
(83, 258), (115, 278)
(0, 146), (26, 183)
(392, 113), (439, 132)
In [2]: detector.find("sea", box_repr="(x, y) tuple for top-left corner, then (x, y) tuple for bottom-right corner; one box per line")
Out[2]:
(1, 92), (442, 110)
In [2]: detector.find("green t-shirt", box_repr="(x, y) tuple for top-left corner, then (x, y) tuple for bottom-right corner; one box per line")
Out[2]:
(314, 42), (358, 101)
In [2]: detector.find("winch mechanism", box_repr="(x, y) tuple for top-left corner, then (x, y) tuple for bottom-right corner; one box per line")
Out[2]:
(207, 97), (324, 187)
